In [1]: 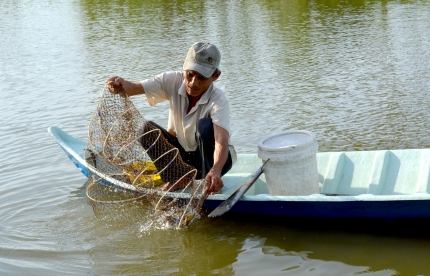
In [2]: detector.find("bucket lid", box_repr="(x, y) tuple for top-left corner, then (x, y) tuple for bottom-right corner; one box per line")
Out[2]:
(258, 130), (317, 160)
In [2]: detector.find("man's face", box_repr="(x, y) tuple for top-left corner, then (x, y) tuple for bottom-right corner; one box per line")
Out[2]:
(183, 70), (220, 97)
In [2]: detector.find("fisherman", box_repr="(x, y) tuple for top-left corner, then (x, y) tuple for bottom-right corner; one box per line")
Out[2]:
(107, 42), (236, 195)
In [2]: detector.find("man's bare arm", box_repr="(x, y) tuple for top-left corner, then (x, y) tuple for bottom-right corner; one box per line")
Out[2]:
(204, 124), (230, 194)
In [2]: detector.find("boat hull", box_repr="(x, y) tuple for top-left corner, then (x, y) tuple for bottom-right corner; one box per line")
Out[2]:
(202, 198), (430, 219)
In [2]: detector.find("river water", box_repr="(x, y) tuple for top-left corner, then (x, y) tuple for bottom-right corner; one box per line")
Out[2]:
(1, 0), (430, 275)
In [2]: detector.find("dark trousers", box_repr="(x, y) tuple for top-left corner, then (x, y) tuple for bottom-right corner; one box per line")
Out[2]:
(138, 118), (232, 181)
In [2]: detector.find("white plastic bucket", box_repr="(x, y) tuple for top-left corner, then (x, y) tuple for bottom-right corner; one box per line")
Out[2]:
(257, 130), (320, 196)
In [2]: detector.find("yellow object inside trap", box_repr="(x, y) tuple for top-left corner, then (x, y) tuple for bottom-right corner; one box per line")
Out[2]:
(123, 161), (164, 188)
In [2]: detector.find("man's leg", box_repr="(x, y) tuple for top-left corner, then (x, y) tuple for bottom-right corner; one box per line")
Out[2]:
(196, 118), (233, 178)
(138, 121), (197, 187)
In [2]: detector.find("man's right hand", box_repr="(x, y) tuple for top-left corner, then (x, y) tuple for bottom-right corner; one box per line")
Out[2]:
(107, 76), (126, 95)
(106, 76), (145, 96)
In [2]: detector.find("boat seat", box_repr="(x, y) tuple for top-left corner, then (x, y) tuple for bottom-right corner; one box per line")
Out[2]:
(319, 149), (430, 196)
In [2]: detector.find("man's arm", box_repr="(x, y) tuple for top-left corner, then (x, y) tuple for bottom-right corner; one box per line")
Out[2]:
(107, 76), (145, 96)
(204, 124), (230, 194)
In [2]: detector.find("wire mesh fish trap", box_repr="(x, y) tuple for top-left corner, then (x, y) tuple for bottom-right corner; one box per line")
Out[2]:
(86, 179), (148, 223)
(84, 84), (207, 228)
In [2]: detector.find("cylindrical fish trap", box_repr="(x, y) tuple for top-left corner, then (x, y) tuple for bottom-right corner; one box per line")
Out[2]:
(82, 84), (205, 228)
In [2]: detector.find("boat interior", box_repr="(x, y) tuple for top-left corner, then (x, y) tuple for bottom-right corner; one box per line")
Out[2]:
(222, 150), (430, 197)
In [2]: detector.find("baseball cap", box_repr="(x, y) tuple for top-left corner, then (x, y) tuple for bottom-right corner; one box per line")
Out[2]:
(183, 42), (220, 78)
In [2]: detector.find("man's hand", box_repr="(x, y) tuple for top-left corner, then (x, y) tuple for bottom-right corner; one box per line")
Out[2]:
(106, 76), (127, 95)
(106, 76), (145, 96)
(204, 169), (224, 195)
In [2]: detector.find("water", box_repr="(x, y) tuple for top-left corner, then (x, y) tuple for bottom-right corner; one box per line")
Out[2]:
(1, 0), (430, 274)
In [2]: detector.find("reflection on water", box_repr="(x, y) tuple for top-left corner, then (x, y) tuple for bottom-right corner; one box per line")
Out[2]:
(233, 237), (395, 275)
(2, 0), (430, 274)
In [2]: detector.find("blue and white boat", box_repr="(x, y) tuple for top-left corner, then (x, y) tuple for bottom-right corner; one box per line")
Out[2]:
(48, 126), (430, 219)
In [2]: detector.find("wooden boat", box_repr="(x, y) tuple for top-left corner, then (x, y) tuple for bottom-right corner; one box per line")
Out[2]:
(48, 126), (430, 219)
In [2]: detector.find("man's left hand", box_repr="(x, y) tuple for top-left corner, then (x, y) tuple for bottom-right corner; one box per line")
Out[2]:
(204, 169), (224, 195)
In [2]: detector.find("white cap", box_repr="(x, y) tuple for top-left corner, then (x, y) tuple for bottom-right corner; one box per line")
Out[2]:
(183, 42), (220, 78)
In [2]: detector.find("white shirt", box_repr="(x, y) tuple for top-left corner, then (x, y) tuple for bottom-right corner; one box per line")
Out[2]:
(141, 71), (236, 163)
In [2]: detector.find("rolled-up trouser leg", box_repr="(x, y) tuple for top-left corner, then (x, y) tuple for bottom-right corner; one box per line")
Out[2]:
(138, 121), (196, 184)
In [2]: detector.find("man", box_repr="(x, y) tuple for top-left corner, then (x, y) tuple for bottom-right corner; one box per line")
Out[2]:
(107, 42), (236, 195)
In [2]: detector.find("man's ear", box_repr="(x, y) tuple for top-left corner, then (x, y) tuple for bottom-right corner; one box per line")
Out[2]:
(213, 70), (221, 81)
